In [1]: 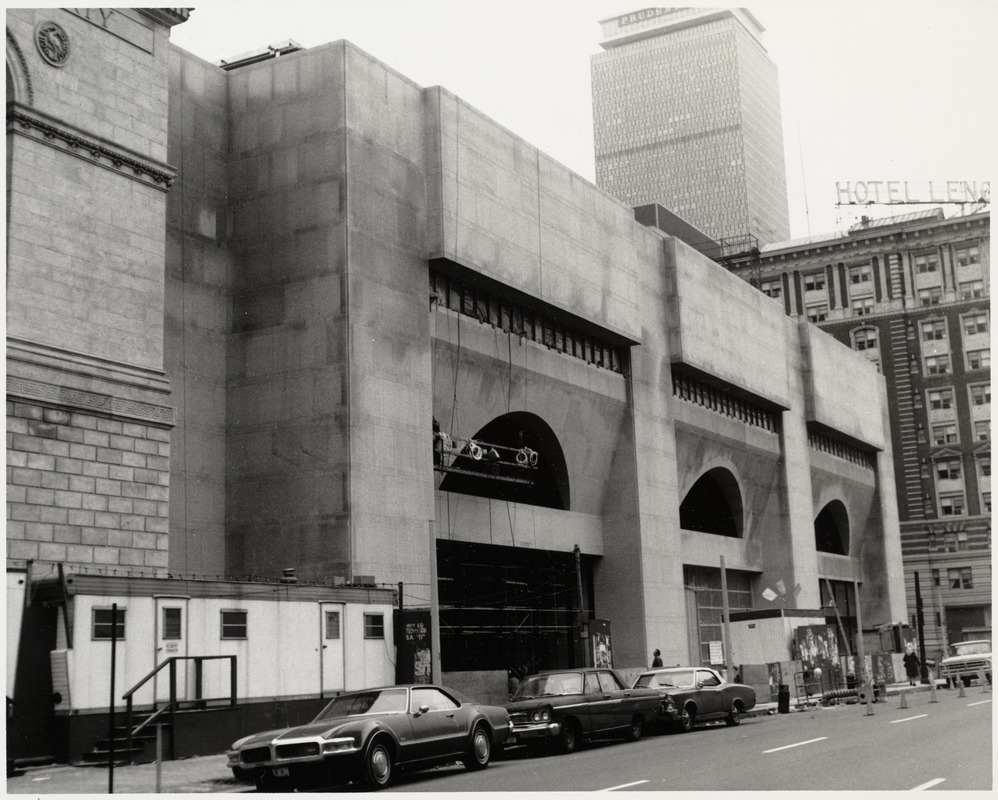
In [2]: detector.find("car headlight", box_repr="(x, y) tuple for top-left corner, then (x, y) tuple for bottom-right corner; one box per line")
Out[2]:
(663, 696), (676, 712)
(322, 737), (356, 753)
(530, 708), (552, 723)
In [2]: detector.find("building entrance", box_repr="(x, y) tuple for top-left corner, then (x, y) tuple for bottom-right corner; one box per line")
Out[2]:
(436, 540), (591, 674)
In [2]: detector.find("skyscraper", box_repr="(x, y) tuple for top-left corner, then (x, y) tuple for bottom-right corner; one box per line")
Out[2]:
(592, 7), (790, 246)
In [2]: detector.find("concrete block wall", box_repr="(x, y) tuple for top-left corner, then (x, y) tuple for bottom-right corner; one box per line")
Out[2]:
(7, 402), (170, 570)
(164, 46), (232, 576)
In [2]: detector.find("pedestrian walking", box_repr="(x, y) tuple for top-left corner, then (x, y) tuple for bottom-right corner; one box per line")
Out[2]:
(903, 643), (920, 686)
(651, 648), (663, 668)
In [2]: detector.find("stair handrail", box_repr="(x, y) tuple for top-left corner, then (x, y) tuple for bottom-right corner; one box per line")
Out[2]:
(123, 655), (237, 763)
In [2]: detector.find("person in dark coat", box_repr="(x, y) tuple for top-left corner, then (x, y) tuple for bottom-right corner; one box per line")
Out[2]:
(651, 648), (663, 668)
(903, 644), (921, 686)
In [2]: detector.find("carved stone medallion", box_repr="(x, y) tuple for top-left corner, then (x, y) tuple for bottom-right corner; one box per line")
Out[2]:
(35, 21), (71, 67)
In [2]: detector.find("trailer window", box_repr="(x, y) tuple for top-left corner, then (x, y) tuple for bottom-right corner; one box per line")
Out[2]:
(92, 608), (126, 640)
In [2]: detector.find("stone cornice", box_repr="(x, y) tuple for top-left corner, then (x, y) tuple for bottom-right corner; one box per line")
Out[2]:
(6, 338), (174, 427)
(6, 102), (176, 191)
(136, 9), (192, 28)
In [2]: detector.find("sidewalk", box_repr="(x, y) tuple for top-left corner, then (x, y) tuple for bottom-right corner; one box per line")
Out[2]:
(6, 754), (247, 795)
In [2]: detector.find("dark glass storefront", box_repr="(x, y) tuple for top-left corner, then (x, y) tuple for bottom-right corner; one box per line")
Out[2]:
(437, 540), (593, 674)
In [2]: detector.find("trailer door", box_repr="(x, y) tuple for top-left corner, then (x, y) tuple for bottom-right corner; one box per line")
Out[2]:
(320, 603), (346, 696)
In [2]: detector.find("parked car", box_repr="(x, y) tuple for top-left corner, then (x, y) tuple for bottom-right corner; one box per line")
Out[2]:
(226, 684), (511, 791)
(940, 640), (992, 687)
(505, 668), (663, 754)
(633, 666), (756, 732)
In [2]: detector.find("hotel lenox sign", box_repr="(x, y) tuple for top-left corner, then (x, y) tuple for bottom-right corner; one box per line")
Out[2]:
(836, 181), (990, 206)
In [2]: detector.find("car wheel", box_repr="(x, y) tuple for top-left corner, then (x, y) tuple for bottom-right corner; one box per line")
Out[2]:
(725, 702), (742, 726)
(678, 704), (696, 733)
(558, 720), (579, 754)
(464, 725), (492, 771)
(626, 716), (643, 741)
(365, 738), (393, 790)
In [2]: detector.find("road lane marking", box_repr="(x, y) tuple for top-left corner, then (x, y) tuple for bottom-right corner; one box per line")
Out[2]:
(967, 700), (992, 707)
(890, 714), (928, 724)
(600, 780), (649, 791)
(911, 778), (946, 790)
(763, 737), (827, 753)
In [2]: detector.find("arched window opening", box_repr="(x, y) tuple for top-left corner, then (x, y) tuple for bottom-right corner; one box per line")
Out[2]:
(679, 468), (743, 538)
(437, 412), (569, 510)
(814, 500), (849, 555)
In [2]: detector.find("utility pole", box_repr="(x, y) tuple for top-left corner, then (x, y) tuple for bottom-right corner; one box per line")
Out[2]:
(720, 556), (733, 680)
(574, 545), (588, 667)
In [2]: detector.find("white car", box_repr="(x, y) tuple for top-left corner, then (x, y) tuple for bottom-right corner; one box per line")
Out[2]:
(939, 640), (992, 688)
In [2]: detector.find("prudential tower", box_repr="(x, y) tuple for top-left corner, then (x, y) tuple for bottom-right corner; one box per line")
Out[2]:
(592, 7), (791, 246)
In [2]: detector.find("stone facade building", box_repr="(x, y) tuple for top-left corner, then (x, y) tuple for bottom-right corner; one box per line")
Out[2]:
(722, 208), (991, 660)
(591, 6), (790, 246)
(8, 8), (906, 756)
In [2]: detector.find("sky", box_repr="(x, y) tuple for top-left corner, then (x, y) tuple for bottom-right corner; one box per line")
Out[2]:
(168, 0), (997, 241)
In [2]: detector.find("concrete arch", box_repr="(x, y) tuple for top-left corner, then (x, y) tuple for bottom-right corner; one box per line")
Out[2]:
(679, 461), (745, 538)
(814, 498), (850, 555)
(7, 28), (34, 105)
(439, 411), (570, 510)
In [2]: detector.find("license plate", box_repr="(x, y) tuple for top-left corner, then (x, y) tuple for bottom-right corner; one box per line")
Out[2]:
(272, 767), (290, 777)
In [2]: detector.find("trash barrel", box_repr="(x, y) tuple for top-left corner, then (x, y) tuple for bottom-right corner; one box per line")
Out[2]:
(777, 684), (790, 714)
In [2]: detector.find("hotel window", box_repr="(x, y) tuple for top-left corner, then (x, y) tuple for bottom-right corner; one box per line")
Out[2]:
(851, 297), (874, 316)
(955, 245), (980, 266)
(959, 280), (985, 300)
(974, 419), (990, 440)
(948, 566), (973, 589)
(963, 313), (988, 336)
(932, 568), (940, 586)
(92, 608), (126, 640)
(364, 613), (385, 639)
(932, 423), (959, 445)
(220, 610), (248, 640)
(806, 304), (827, 323)
(970, 384), (991, 406)
(920, 319), (946, 341)
(925, 355), (951, 375)
(936, 459), (961, 480)
(761, 279), (782, 298)
(939, 494), (966, 516)
(918, 287), (943, 306)
(967, 349), (990, 370)
(803, 272), (826, 292)
(928, 388), (953, 410)
(983, 492), (992, 513)
(914, 253), (939, 273)
(979, 455), (991, 477)
(852, 328), (878, 351)
(849, 264), (872, 285)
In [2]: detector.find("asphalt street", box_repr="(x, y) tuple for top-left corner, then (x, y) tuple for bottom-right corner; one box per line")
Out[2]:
(6, 683), (990, 793)
(375, 687), (992, 793)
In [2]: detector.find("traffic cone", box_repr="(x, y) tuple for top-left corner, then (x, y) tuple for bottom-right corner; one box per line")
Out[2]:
(980, 670), (991, 694)
(929, 676), (939, 703)
(958, 680), (966, 698)
(899, 689), (908, 709)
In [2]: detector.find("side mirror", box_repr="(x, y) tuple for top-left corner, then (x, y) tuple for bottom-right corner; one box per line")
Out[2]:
(417, 704), (430, 715)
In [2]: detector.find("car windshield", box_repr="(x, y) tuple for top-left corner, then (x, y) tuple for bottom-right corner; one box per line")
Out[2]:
(952, 642), (991, 656)
(635, 670), (696, 689)
(314, 688), (409, 720)
(514, 672), (584, 698)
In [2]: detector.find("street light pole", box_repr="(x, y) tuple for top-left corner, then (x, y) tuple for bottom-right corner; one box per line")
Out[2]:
(914, 571), (928, 684)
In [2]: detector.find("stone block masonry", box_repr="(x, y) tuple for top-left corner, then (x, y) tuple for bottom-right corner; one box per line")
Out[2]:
(7, 400), (170, 573)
